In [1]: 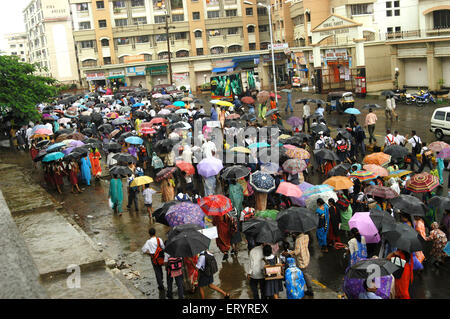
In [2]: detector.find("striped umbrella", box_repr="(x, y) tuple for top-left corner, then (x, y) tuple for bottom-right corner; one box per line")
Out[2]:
(364, 185), (399, 199)
(406, 173), (440, 193)
(285, 147), (311, 160)
(197, 195), (233, 216)
(428, 141), (450, 153)
(437, 147), (450, 159)
(348, 170), (378, 181)
(363, 152), (391, 166)
(363, 164), (389, 177)
(383, 169), (413, 180)
(282, 159), (307, 174)
(302, 184), (335, 199)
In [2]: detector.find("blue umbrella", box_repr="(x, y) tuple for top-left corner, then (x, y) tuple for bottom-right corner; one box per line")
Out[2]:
(79, 105), (89, 111)
(248, 142), (271, 149)
(302, 184), (335, 198)
(124, 136), (144, 145)
(249, 171), (276, 193)
(344, 108), (361, 115)
(173, 101), (185, 107)
(42, 152), (65, 162)
(46, 142), (66, 152)
(132, 102), (145, 108)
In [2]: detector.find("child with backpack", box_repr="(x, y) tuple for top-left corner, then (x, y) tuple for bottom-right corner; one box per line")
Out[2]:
(196, 250), (230, 299)
(165, 252), (184, 299)
(141, 228), (165, 291)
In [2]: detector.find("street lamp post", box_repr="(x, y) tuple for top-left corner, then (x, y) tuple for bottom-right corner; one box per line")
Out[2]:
(158, 9), (175, 85)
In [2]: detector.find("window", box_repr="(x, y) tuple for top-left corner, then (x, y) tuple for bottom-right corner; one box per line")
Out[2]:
(80, 40), (94, 48)
(194, 30), (202, 38)
(113, 1), (126, 9)
(387, 27), (393, 33)
(434, 111), (445, 121)
(96, 1), (104, 9)
(394, 9), (400, 16)
(103, 57), (111, 65)
(176, 50), (189, 58)
(136, 35), (149, 43)
(133, 17), (147, 25)
(386, 10), (392, 17)
(82, 59), (97, 67)
(350, 4), (373, 15)
(79, 22), (91, 29)
(248, 25), (255, 33)
(10, 45), (16, 48)
(143, 54), (152, 61)
(249, 43), (256, 50)
(170, 0), (183, 9)
(172, 14), (184, 22)
(77, 3), (89, 12)
(446, 113), (450, 121)
(131, 0), (145, 7)
(386, 1), (392, 8)
(117, 37), (130, 45)
(228, 27), (238, 35)
(193, 12), (200, 20)
(20, 51), (24, 54)
(226, 9), (237, 17)
(210, 47), (224, 54)
(175, 32), (187, 40)
(98, 20), (107, 28)
(395, 26), (401, 32)
(246, 8), (253, 16)
(156, 34), (167, 42)
(19, 44), (23, 47)
(433, 10), (450, 29)
(196, 48), (204, 56)
(155, 15), (166, 23)
(228, 45), (241, 53)
(260, 42), (269, 49)
(394, 1), (400, 7)
(306, 12), (311, 22)
(115, 19), (128, 26)
(257, 7), (267, 15)
(292, 15), (304, 25)
(158, 52), (171, 59)
(259, 25), (268, 32)
(101, 39), (109, 46)
(207, 11), (220, 19)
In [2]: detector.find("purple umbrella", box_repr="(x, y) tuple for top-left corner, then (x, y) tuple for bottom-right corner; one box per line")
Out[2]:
(437, 147), (450, 159)
(63, 147), (75, 155)
(286, 116), (303, 127)
(165, 202), (205, 227)
(69, 140), (85, 148)
(349, 212), (381, 243)
(290, 182), (313, 207)
(197, 157), (223, 177)
(343, 275), (393, 299)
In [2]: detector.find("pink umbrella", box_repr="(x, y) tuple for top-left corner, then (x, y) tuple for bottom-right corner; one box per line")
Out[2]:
(437, 147), (450, 159)
(283, 144), (297, 150)
(276, 182), (303, 197)
(362, 164), (388, 177)
(33, 128), (52, 135)
(428, 141), (450, 153)
(349, 212), (381, 244)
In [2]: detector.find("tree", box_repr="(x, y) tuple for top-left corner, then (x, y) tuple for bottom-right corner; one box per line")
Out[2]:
(0, 55), (59, 123)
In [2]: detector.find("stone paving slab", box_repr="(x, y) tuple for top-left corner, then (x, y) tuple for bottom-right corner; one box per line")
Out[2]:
(14, 210), (105, 277)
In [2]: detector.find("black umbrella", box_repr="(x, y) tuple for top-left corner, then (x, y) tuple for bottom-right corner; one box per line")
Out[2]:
(133, 111), (147, 119)
(154, 139), (175, 153)
(71, 145), (91, 154)
(82, 128), (93, 136)
(242, 218), (284, 244)
(167, 224), (204, 241)
(276, 207), (319, 234)
(384, 145), (408, 159)
(64, 152), (85, 161)
(280, 136), (302, 146)
(241, 113), (257, 122)
(109, 165), (133, 177)
(337, 129), (352, 140)
(54, 128), (74, 136)
(113, 153), (137, 164)
(295, 98), (309, 104)
(164, 113), (182, 123)
(33, 150), (47, 162)
(98, 124), (113, 133)
(165, 230), (210, 258)
(96, 103), (106, 108)
(381, 90), (395, 97)
(314, 149), (340, 161)
(390, 195), (427, 216)
(117, 132), (134, 143)
(91, 112), (103, 123)
(427, 196), (450, 222)
(293, 132), (311, 141)
(153, 201), (177, 226)
(36, 140), (51, 149)
(112, 118), (128, 126)
(105, 142), (122, 152)
(169, 122), (187, 130)
(310, 99), (326, 105)
(381, 222), (425, 253)
(310, 123), (329, 135)
(362, 104), (382, 109)
(221, 165), (251, 180)
(369, 209), (397, 233)
(79, 115), (92, 123)
(346, 259), (401, 279)
(327, 163), (352, 177)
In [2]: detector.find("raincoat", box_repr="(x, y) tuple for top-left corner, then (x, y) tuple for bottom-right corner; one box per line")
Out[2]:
(437, 157), (444, 185)
(109, 178), (123, 213)
(284, 257), (306, 299)
(258, 103), (267, 119)
(228, 183), (244, 217)
(89, 149), (102, 177)
(80, 156), (92, 185)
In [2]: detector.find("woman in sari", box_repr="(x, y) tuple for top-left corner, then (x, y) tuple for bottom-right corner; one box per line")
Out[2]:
(327, 198), (341, 245)
(183, 255), (199, 293)
(69, 160), (82, 194)
(80, 154), (92, 186)
(212, 214), (233, 261)
(89, 148), (102, 178)
(348, 228), (368, 266)
(437, 157), (445, 185)
(426, 222), (448, 265)
(161, 174), (175, 202)
(228, 180), (244, 254)
(315, 198), (330, 252)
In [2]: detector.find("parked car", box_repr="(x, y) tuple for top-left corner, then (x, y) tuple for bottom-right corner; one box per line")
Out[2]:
(151, 84), (184, 99)
(430, 106), (450, 140)
(325, 91), (354, 114)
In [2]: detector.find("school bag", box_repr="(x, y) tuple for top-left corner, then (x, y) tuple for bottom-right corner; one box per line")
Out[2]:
(151, 238), (165, 266)
(336, 194), (350, 211)
(167, 257), (183, 277)
(200, 251), (218, 277)
(412, 137), (422, 154)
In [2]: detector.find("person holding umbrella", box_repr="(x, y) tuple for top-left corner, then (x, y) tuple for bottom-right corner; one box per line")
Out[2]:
(386, 249), (414, 299)
(290, 231), (314, 297)
(316, 198), (330, 253)
(108, 174), (123, 215)
(68, 159), (82, 194)
(80, 153), (92, 186)
(347, 228), (368, 266)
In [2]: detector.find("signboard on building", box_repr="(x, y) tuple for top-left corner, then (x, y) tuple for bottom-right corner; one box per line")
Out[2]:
(311, 14), (362, 45)
(324, 49), (348, 61)
(295, 52), (307, 65)
(268, 43), (288, 50)
(86, 72), (106, 81)
(262, 53), (285, 63)
(124, 55), (145, 64)
(42, 1), (70, 20)
(173, 73), (188, 82)
(108, 70), (125, 79)
(126, 66), (146, 76)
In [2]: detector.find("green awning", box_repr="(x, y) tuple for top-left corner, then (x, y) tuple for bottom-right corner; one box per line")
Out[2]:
(108, 75), (125, 79)
(146, 65), (167, 75)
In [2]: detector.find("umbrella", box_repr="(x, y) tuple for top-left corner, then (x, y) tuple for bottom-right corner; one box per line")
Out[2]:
(260, 162), (280, 175)
(158, 109), (172, 115)
(344, 108), (361, 115)
(153, 201), (177, 226)
(226, 113), (240, 120)
(117, 132), (134, 143)
(310, 124), (329, 135)
(369, 209), (396, 233)
(82, 128), (93, 136)
(390, 194), (427, 216)
(167, 224), (203, 241)
(270, 92), (281, 99)
(33, 128), (52, 136)
(282, 159), (307, 174)
(313, 149), (340, 161)
(130, 176), (154, 187)
(120, 106), (132, 113)
(427, 141), (450, 153)
(346, 259), (401, 279)
(98, 124), (113, 133)
(276, 182), (303, 197)
(436, 147), (450, 159)
(257, 91), (270, 103)
(336, 129), (353, 140)
(384, 169), (413, 180)
(113, 153), (137, 164)
(362, 103), (382, 109)
(381, 222), (425, 253)
(58, 118), (71, 125)
(240, 114), (257, 122)
(165, 202), (205, 228)
(165, 230), (210, 258)
(152, 93), (163, 99)
(197, 195), (233, 216)
(364, 185), (398, 199)
(428, 196), (450, 221)
(156, 167), (178, 182)
(46, 142), (66, 152)
(327, 163), (351, 177)
(175, 109), (189, 114)
(173, 101), (185, 107)
(42, 152), (65, 162)
(242, 218), (283, 244)
(197, 157), (223, 177)
(221, 165), (250, 180)
(106, 112), (119, 119)
(286, 116), (303, 127)
(112, 118), (128, 126)
(323, 176), (354, 190)
(249, 171), (276, 193)
(109, 165), (133, 177)
(150, 117), (166, 125)
(105, 142), (122, 152)
(302, 184), (334, 199)
(79, 115), (91, 123)
(362, 164), (389, 177)
(209, 100), (221, 105)
(176, 161), (195, 175)
(33, 150), (47, 162)
(36, 140), (51, 149)
(285, 147), (310, 160)
(363, 153), (391, 166)
(383, 145), (408, 159)
(154, 139), (175, 153)
(381, 90), (395, 97)
(216, 101), (233, 107)
(349, 212), (381, 243)
(241, 96), (255, 104)
(290, 182), (314, 208)
(264, 108), (279, 117)
(276, 206), (319, 234)
(348, 170), (378, 181)
(133, 111), (147, 119)
(406, 173), (439, 193)
(133, 102), (145, 108)
(124, 136), (144, 145)
(230, 146), (251, 154)
(248, 142), (270, 149)
(181, 97), (193, 102)
(159, 99), (172, 106)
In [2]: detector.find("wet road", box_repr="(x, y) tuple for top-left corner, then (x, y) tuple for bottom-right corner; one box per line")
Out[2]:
(1, 91), (450, 299)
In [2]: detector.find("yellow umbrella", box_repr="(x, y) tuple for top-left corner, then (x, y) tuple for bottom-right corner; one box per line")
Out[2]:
(231, 146), (251, 154)
(279, 134), (291, 139)
(216, 101), (234, 107)
(130, 176), (154, 187)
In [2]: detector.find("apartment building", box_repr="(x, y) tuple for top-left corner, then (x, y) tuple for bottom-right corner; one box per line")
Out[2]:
(23, 0), (81, 84)
(4, 33), (29, 63)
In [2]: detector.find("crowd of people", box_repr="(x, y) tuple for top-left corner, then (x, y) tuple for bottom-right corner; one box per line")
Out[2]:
(4, 86), (449, 300)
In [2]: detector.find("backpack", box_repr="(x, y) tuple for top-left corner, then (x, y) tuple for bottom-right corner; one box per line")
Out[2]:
(228, 209), (239, 233)
(413, 137), (422, 154)
(200, 252), (218, 277)
(337, 142), (348, 152)
(167, 257), (183, 277)
(240, 207), (255, 221)
(336, 194), (350, 211)
(151, 238), (165, 266)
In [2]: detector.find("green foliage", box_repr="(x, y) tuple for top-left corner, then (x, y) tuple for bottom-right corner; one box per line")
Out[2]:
(0, 55), (59, 122)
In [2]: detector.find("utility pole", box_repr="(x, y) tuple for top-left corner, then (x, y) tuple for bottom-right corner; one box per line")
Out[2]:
(158, 9), (175, 85)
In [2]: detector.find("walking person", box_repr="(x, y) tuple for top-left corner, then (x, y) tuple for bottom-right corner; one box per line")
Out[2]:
(143, 183), (159, 222)
(385, 96), (393, 120)
(407, 130), (422, 172)
(302, 102), (311, 133)
(262, 244), (283, 299)
(80, 153), (92, 186)
(196, 249), (230, 299)
(165, 253), (184, 299)
(364, 108), (377, 145)
(391, 95), (398, 121)
(426, 222), (448, 266)
(108, 174), (123, 215)
(316, 198), (330, 252)
(348, 228), (368, 266)
(353, 121), (366, 159)
(284, 257), (306, 299)
(212, 214), (233, 261)
(68, 160), (82, 194)
(126, 173), (139, 212)
(246, 244), (266, 299)
(142, 228), (165, 292)
(291, 232), (314, 296)
(285, 89), (293, 114)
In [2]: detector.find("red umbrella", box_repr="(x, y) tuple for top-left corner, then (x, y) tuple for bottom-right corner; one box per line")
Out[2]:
(150, 117), (166, 125)
(406, 173), (440, 193)
(176, 161), (195, 175)
(226, 113), (240, 120)
(140, 127), (156, 135)
(270, 92), (282, 99)
(241, 96), (255, 104)
(197, 195), (233, 216)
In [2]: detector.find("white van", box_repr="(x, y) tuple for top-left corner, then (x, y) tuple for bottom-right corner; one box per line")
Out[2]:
(430, 106), (450, 140)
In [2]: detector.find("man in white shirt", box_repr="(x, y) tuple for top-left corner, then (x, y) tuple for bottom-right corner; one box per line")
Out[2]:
(181, 144), (193, 163)
(142, 228), (165, 290)
(245, 244), (265, 299)
(143, 184), (158, 220)
(384, 129), (396, 147)
(201, 139), (217, 159)
(407, 130), (422, 171)
(385, 96), (392, 120)
(393, 130), (406, 146)
(303, 102), (311, 132)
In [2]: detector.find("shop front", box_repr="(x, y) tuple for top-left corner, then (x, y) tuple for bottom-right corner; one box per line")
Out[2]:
(146, 65), (168, 87)
(107, 69), (126, 91)
(125, 66), (147, 88)
(86, 72), (106, 91)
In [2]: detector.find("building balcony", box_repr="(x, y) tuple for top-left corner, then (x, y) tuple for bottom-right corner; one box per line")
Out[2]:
(385, 28), (450, 41)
